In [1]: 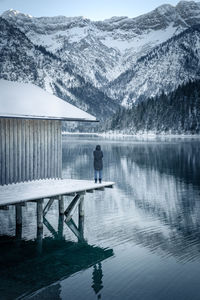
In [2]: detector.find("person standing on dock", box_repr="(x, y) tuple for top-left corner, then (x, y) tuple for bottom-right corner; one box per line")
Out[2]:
(93, 145), (103, 183)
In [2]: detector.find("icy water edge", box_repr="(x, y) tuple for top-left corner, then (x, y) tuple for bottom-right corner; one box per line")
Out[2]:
(0, 135), (200, 300)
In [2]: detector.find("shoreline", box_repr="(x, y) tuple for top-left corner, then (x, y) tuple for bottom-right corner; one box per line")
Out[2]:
(62, 131), (200, 139)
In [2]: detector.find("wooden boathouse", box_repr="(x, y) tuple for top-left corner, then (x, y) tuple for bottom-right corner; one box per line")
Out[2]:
(0, 79), (114, 236)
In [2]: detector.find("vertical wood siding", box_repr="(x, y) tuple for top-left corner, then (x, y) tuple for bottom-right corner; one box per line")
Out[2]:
(0, 119), (62, 185)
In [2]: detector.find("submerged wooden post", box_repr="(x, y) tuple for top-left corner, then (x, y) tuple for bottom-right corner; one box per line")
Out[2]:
(37, 199), (44, 229)
(15, 204), (22, 240)
(58, 214), (64, 239)
(15, 204), (22, 226)
(58, 195), (64, 215)
(15, 223), (22, 241)
(36, 227), (43, 255)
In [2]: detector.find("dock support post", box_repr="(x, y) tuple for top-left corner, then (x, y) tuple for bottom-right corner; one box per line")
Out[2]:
(16, 204), (22, 226)
(78, 196), (84, 241)
(78, 195), (84, 217)
(15, 225), (22, 241)
(37, 199), (44, 229)
(15, 204), (22, 240)
(59, 195), (64, 215)
(58, 215), (64, 239)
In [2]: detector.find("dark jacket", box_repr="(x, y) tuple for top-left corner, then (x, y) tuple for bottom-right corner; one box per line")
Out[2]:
(93, 145), (103, 171)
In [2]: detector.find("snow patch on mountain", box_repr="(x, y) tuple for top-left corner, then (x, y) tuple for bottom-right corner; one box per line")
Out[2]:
(101, 24), (179, 52)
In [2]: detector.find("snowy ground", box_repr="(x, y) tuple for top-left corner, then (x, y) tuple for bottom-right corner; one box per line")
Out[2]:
(62, 131), (200, 139)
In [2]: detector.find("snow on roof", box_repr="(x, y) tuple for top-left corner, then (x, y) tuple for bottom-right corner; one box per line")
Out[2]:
(0, 79), (97, 122)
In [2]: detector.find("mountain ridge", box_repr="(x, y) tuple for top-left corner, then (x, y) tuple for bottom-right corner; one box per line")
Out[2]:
(107, 24), (200, 105)
(1, 1), (200, 121)
(0, 17), (118, 120)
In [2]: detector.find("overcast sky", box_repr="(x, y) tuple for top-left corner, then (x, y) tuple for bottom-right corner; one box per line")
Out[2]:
(0, 0), (198, 20)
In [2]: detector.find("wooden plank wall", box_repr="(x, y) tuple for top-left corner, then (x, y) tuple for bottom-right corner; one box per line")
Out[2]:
(0, 119), (62, 185)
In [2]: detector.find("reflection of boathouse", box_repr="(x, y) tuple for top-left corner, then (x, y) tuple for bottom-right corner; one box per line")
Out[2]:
(0, 235), (113, 299)
(0, 79), (114, 232)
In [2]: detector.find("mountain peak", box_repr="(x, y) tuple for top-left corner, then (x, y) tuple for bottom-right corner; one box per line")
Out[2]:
(103, 16), (128, 23)
(175, 0), (200, 26)
(176, 0), (200, 9)
(177, 0), (198, 5)
(156, 3), (174, 11)
(2, 9), (33, 19)
(154, 4), (176, 18)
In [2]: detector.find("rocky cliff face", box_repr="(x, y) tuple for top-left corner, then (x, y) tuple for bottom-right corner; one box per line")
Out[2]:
(1, 1), (200, 114)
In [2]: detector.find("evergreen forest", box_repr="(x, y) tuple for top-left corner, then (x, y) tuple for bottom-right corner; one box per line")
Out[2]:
(107, 80), (200, 134)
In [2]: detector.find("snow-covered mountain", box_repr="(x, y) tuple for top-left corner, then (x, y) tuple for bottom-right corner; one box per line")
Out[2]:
(0, 17), (118, 119)
(1, 1), (200, 113)
(108, 25), (200, 105)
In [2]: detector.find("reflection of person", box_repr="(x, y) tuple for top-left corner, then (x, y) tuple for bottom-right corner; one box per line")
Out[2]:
(91, 263), (103, 299)
(93, 145), (103, 183)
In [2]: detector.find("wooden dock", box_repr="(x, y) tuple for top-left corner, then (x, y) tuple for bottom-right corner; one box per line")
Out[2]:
(0, 179), (114, 235)
(0, 179), (114, 206)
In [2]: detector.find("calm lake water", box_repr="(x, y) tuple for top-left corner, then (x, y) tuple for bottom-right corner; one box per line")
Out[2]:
(0, 135), (200, 300)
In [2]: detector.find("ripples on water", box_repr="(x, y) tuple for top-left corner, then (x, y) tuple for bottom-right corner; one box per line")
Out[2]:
(0, 136), (200, 299)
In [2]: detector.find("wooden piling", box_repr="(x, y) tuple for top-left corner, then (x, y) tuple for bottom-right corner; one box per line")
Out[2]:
(37, 199), (44, 229)
(15, 204), (22, 226)
(58, 215), (64, 239)
(15, 204), (22, 240)
(36, 227), (43, 255)
(78, 196), (84, 241)
(15, 224), (22, 241)
(78, 196), (84, 217)
(58, 195), (64, 215)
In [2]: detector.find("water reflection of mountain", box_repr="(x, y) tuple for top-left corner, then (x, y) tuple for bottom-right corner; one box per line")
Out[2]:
(62, 138), (200, 261)
(115, 141), (200, 187)
(62, 138), (200, 187)
(116, 153), (200, 259)
(0, 236), (113, 299)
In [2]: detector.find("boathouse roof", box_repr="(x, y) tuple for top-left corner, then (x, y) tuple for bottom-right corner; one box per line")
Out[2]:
(0, 79), (97, 122)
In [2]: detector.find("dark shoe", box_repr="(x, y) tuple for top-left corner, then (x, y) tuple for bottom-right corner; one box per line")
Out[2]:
(99, 179), (102, 183)
(95, 179), (97, 183)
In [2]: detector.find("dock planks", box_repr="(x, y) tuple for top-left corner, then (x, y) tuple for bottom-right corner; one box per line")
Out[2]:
(0, 179), (114, 206)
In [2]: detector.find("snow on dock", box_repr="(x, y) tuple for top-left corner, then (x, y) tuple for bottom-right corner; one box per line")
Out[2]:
(0, 179), (114, 206)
